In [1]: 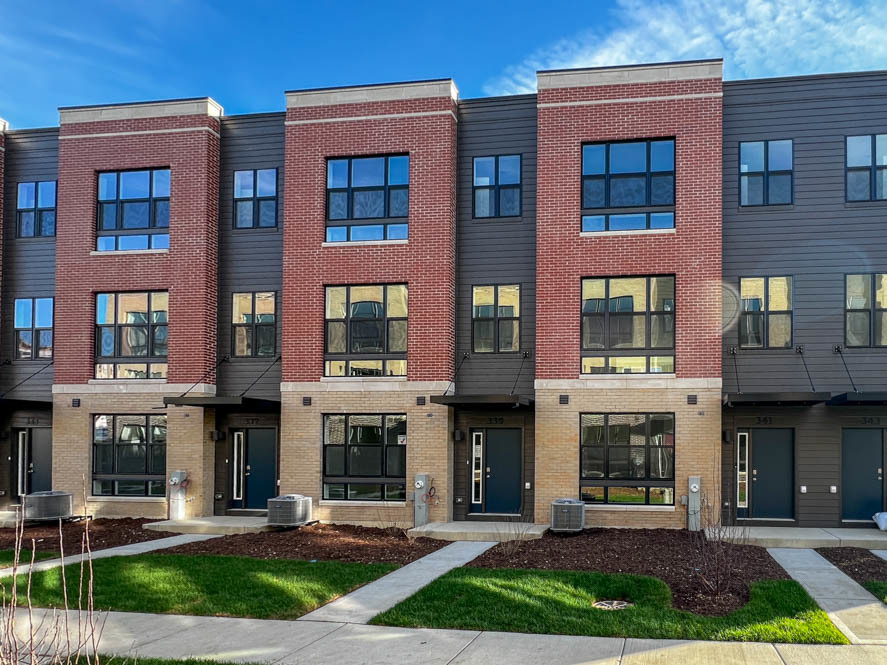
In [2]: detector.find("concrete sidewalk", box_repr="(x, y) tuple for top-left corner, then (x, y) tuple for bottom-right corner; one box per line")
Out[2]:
(299, 540), (496, 623)
(724, 526), (887, 549)
(11, 607), (887, 665)
(768, 547), (887, 645)
(0, 533), (219, 578)
(874, 550), (887, 562)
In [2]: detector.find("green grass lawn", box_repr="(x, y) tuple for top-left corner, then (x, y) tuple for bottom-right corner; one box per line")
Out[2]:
(864, 581), (887, 604)
(13, 554), (395, 620)
(371, 567), (847, 644)
(0, 549), (58, 567)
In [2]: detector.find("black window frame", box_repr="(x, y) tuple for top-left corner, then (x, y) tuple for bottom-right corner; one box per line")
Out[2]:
(92, 413), (167, 497)
(324, 284), (408, 378)
(471, 284), (521, 353)
(232, 168), (278, 229)
(16, 180), (57, 238)
(580, 276), (675, 374)
(581, 139), (675, 232)
(96, 168), (170, 251)
(322, 413), (407, 502)
(845, 273), (887, 348)
(845, 134), (887, 202)
(13, 297), (54, 360)
(472, 154), (522, 219)
(231, 291), (277, 358)
(94, 291), (168, 380)
(738, 276), (793, 350)
(579, 412), (675, 505)
(739, 139), (793, 207)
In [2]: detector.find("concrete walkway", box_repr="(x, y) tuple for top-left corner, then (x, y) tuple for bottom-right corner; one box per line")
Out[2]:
(768, 548), (887, 645)
(299, 540), (496, 623)
(874, 550), (887, 562)
(10, 607), (887, 664)
(145, 516), (274, 535)
(0, 533), (219, 578)
(724, 526), (887, 549)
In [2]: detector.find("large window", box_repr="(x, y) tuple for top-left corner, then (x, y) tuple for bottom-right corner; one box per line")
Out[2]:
(234, 169), (277, 228)
(473, 155), (521, 218)
(324, 284), (407, 377)
(95, 292), (168, 379)
(17, 181), (56, 237)
(846, 135), (887, 202)
(581, 276), (674, 374)
(738, 277), (792, 349)
(739, 140), (792, 206)
(97, 169), (170, 252)
(846, 273), (887, 347)
(92, 414), (166, 497)
(13, 297), (53, 359)
(326, 155), (409, 242)
(472, 284), (520, 352)
(232, 292), (276, 357)
(322, 414), (407, 501)
(581, 139), (675, 232)
(580, 413), (675, 505)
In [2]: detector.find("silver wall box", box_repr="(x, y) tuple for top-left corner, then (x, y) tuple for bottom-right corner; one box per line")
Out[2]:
(687, 475), (701, 531)
(168, 470), (188, 520)
(414, 473), (431, 527)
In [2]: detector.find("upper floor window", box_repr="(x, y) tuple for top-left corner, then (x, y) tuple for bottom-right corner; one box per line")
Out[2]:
(324, 284), (407, 377)
(232, 292), (276, 357)
(96, 169), (170, 252)
(739, 276), (792, 349)
(92, 414), (166, 497)
(739, 140), (792, 206)
(581, 139), (675, 232)
(95, 291), (168, 379)
(325, 155), (409, 243)
(846, 135), (887, 202)
(472, 284), (520, 352)
(846, 273), (887, 347)
(581, 276), (674, 374)
(473, 155), (520, 218)
(17, 181), (56, 237)
(14, 297), (53, 359)
(234, 169), (277, 228)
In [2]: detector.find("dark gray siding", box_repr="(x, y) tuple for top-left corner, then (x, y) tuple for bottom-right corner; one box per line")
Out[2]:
(454, 95), (537, 396)
(1, 129), (58, 401)
(217, 113), (285, 401)
(723, 72), (887, 393)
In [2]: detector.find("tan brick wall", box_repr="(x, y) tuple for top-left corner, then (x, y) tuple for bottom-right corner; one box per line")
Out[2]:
(280, 385), (452, 527)
(534, 385), (721, 528)
(52, 393), (215, 518)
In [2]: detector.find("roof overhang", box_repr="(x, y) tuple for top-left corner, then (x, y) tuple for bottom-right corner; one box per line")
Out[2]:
(723, 392), (830, 407)
(429, 394), (534, 408)
(163, 395), (279, 408)
(828, 391), (887, 406)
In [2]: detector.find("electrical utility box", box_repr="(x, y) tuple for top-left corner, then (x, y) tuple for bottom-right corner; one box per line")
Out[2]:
(687, 475), (702, 531)
(413, 473), (430, 527)
(169, 470), (188, 520)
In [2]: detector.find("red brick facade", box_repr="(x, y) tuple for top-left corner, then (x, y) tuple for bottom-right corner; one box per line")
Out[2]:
(54, 112), (220, 385)
(281, 93), (458, 383)
(536, 77), (723, 379)
(0, 127), (5, 361)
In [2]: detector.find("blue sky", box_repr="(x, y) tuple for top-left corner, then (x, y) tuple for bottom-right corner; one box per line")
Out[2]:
(1, 0), (886, 128)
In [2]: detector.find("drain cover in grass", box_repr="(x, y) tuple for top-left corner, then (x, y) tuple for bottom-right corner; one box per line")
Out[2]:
(592, 600), (633, 610)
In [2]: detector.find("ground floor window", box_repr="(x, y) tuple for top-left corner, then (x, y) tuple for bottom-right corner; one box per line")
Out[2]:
(579, 412), (675, 505)
(322, 414), (406, 501)
(92, 414), (166, 497)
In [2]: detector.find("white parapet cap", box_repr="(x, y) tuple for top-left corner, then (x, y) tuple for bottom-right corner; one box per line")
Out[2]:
(59, 97), (223, 124)
(537, 58), (723, 89)
(0, 117), (8, 132)
(286, 78), (458, 108)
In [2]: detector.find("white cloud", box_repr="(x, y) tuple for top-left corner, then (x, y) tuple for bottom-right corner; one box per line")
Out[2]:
(484, 0), (887, 95)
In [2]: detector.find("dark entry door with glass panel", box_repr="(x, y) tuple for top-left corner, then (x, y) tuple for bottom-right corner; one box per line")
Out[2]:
(738, 428), (794, 520)
(231, 428), (277, 510)
(469, 428), (521, 515)
(842, 429), (884, 521)
(13, 428), (52, 500)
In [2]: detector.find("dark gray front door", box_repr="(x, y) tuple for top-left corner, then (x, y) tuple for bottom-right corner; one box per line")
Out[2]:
(751, 428), (794, 519)
(842, 429), (884, 520)
(483, 428), (522, 514)
(14, 428), (52, 499)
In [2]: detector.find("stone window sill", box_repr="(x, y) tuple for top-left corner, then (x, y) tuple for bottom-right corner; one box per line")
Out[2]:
(89, 249), (169, 256)
(320, 376), (406, 382)
(321, 239), (408, 247)
(585, 504), (675, 512)
(318, 500), (407, 508)
(578, 373), (676, 380)
(87, 379), (167, 385)
(87, 496), (166, 503)
(579, 228), (675, 238)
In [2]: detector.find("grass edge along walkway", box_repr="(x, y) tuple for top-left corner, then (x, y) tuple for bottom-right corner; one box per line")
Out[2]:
(371, 566), (848, 644)
(864, 580), (887, 604)
(0, 549), (57, 567)
(9, 553), (396, 621)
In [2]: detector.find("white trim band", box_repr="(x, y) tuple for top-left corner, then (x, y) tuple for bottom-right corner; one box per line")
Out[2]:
(281, 380), (452, 393)
(539, 92), (722, 109)
(60, 126), (221, 141)
(536, 378), (722, 390)
(53, 382), (216, 395)
(286, 80), (458, 108)
(285, 109), (457, 126)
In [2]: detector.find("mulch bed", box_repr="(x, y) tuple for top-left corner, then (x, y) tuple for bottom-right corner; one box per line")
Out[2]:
(816, 547), (887, 586)
(468, 528), (789, 616)
(160, 523), (447, 565)
(0, 518), (177, 557)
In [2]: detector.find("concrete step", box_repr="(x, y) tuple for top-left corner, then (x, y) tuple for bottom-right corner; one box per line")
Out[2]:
(144, 516), (274, 535)
(721, 526), (887, 549)
(407, 521), (548, 542)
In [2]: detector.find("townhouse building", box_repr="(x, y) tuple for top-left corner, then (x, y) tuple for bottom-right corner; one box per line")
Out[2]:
(0, 59), (885, 530)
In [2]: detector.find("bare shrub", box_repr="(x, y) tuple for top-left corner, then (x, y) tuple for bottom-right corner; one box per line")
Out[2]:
(690, 492), (749, 597)
(495, 516), (535, 557)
